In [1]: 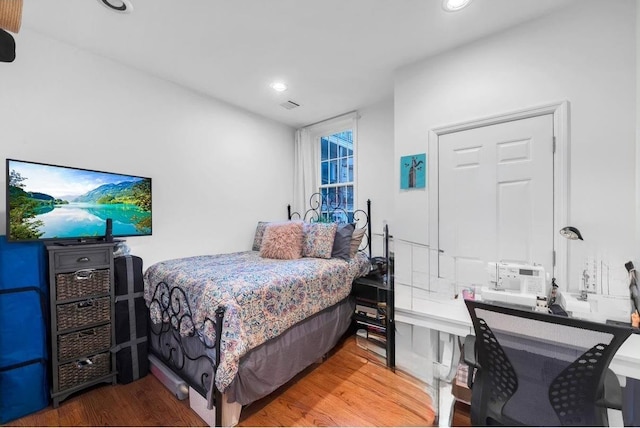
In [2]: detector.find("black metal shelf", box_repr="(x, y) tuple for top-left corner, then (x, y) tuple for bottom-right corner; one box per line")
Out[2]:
(351, 224), (395, 369)
(353, 314), (386, 329)
(353, 275), (392, 290)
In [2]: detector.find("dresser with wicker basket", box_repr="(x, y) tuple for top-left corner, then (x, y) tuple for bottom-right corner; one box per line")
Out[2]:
(47, 243), (117, 407)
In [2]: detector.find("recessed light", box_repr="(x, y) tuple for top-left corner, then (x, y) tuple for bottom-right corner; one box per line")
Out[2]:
(442, 0), (472, 12)
(270, 82), (288, 92)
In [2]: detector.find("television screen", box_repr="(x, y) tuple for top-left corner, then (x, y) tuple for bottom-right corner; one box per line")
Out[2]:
(6, 159), (152, 242)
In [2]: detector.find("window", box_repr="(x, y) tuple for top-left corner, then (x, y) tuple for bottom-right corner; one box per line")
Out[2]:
(319, 130), (354, 222)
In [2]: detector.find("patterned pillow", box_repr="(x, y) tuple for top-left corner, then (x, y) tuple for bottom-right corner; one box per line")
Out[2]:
(252, 221), (269, 251)
(331, 223), (355, 261)
(302, 222), (338, 259)
(349, 227), (367, 258)
(260, 222), (304, 260)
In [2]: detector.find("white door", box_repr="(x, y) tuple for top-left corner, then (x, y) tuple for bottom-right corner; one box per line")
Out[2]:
(438, 114), (554, 286)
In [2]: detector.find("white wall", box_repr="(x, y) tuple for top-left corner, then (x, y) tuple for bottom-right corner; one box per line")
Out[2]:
(637, 0), (640, 258)
(356, 97), (394, 254)
(393, 0), (636, 381)
(395, 0), (636, 296)
(0, 30), (295, 268)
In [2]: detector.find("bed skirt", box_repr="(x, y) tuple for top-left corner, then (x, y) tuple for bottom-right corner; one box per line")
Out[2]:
(149, 295), (355, 406)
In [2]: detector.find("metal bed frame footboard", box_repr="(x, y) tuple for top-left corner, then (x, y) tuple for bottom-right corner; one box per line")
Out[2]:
(147, 195), (372, 427)
(148, 283), (225, 426)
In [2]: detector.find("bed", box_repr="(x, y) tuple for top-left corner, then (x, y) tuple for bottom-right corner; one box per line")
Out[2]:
(143, 195), (372, 426)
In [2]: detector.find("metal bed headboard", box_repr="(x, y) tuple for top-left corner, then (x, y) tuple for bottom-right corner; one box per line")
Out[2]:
(287, 192), (372, 259)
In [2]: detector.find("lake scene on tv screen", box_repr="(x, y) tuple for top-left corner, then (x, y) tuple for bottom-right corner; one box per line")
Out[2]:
(8, 160), (151, 241)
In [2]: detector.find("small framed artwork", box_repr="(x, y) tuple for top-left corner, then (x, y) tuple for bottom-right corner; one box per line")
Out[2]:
(400, 153), (427, 190)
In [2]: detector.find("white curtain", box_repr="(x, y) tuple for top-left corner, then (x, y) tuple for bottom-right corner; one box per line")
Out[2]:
(292, 127), (318, 217)
(293, 112), (358, 218)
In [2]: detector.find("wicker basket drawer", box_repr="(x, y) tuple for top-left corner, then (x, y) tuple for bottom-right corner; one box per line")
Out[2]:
(57, 297), (111, 331)
(54, 248), (111, 270)
(58, 352), (111, 391)
(58, 324), (111, 361)
(56, 269), (110, 301)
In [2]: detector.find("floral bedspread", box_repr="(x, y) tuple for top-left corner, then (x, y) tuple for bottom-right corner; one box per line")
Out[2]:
(143, 251), (370, 392)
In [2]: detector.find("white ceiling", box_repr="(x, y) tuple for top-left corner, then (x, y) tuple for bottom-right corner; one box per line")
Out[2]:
(20, 0), (578, 128)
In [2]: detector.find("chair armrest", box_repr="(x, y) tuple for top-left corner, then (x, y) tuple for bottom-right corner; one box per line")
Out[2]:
(463, 334), (477, 389)
(596, 369), (623, 410)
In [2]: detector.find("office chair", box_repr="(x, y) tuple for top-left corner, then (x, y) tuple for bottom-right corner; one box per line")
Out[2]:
(463, 299), (632, 426)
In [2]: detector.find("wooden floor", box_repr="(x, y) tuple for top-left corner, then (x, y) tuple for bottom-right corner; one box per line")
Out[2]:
(5, 336), (471, 427)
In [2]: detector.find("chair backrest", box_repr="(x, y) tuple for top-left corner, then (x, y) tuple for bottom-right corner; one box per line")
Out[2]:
(465, 299), (632, 426)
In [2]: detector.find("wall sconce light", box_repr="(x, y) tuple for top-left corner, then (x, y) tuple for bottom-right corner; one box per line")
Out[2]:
(0, 28), (14, 62)
(0, 0), (22, 33)
(559, 226), (583, 241)
(0, 0), (22, 63)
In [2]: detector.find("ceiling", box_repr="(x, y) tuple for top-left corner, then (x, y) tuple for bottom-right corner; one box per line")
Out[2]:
(20, 0), (578, 128)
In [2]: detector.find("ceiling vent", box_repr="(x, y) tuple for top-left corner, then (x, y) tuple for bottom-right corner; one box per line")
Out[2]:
(280, 100), (300, 110)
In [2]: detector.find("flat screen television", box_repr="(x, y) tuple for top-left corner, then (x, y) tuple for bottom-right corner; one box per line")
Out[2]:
(6, 159), (152, 243)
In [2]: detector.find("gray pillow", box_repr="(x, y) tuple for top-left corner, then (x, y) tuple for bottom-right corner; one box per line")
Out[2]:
(331, 223), (355, 261)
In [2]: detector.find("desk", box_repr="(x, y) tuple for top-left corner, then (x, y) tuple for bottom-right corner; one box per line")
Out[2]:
(396, 298), (471, 427)
(396, 297), (640, 426)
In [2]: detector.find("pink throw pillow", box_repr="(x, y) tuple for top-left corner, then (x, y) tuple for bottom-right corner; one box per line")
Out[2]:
(260, 221), (304, 260)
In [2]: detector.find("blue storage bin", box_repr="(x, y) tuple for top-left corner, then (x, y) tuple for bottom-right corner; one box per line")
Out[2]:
(0, 236), (49, 424)
(0, 236), (47, 288)
(0, 359), (48, 424)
